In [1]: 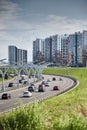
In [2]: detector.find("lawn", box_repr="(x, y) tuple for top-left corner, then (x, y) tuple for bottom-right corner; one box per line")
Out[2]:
(41, 67), (87, 129)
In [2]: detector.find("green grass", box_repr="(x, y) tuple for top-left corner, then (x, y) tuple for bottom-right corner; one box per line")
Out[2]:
(41, 67), (87, 129)
(0, 67), (87, 130)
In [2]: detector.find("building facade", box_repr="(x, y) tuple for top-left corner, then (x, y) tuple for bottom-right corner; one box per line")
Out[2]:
(8, 46), (17, 65)
(8, 45), (27, 65)
(69, 32), (83, 66)
(33, 30), (87, 66)
(61, 34), (70, 66)
(44, 35), (61, 63)
(33, 39), (45, 63)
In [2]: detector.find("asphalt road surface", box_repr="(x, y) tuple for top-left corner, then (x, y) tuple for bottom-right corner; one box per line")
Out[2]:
(0, 75), (76, 113)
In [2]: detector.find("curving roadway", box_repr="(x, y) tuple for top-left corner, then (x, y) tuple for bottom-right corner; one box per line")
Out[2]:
(0, 75), (77, 113)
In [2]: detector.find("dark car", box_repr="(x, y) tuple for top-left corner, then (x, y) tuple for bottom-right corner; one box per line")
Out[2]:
(52, 77), (56, 81)
(19, 79), (22, 83)
(53, 86), (59, 90)
(59, 77), (62, 81)
(38, 84), (46, 92)
(23, 80), (28, 85)
(1, 93), (11, 99)
(8, 82), (13, 87)
(28, 84), (35, 92)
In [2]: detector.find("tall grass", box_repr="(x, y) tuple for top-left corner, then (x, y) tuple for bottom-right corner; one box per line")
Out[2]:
(0, 102), (45, 130)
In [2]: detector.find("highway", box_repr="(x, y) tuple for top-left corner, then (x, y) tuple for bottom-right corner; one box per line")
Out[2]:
(0, 75), (76, 113)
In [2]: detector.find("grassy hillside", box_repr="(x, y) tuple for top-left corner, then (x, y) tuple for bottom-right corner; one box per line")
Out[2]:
(0, 67), (87, 130)
(41, 67), (87, 129)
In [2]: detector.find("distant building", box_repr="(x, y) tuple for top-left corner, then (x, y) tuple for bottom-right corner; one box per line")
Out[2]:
(32, 30), (87, 66)
(44, 34), (61, 63)
(33, 39), (45, 64)
(8, 45), (27, 65)
(8, 46), (17, 65)
(82, 30), (87, 66)
(69, 32), (83, 66)
(82, 30), (87, 48)
(61, 34), (70, 66)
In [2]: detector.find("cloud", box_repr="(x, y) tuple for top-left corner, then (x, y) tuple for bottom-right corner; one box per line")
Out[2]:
(33, 15), (87, 36)
(0, 0), (19, 20)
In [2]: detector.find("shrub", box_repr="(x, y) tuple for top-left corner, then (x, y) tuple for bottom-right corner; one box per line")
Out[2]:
(0, 102), (45, 130)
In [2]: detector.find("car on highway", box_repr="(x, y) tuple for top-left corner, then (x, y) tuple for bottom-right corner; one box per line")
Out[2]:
(19, 79), (22, 83)
(52, 77), (56, 81)
(1, 93), (11, 99)
(42, 81), (50, 87)
(59, 77), (63, 81)
(28, 84), (35, 92)
(8, 82), (14, 87)
(23, 91), (32, 97)
(38, 84), (46, 92)
(47, 79), (51, 82)
(23, 80), (28, 85)
(53, 86), (60, 90)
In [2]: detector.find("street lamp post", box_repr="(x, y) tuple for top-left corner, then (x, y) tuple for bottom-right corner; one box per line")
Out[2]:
(0, 68), (7, 91)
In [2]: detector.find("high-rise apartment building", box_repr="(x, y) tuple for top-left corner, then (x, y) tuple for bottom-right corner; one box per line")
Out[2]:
(44, 35), (61, 63)
(8, 46), (17, 65)
(33, 30), (87, 66)
(82, 30), (87, 47)
(8, 45), (27, 65)
(61, 34), (70, 66)
(45, 37), (52, 62)
(82, 30), (87, 66)
(51, 35), (61, 63)
(69, 32), (83, 66)
(33, 39), (45, 63)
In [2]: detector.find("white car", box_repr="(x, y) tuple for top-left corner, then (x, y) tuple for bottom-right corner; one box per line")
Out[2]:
(23, 91), (32, 97)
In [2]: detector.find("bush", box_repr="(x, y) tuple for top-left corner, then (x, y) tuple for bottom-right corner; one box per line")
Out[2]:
(0, 102), (45, 130)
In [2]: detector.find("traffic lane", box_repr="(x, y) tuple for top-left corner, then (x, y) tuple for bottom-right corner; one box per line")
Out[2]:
(0, 76), (74, 113)
(0, 76), (37, 92)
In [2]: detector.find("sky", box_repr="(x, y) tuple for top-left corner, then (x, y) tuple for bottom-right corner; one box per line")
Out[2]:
(0, 0), (87, 62)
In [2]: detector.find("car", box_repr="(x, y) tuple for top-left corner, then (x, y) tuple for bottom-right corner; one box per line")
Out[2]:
(47, 79), (51, 82)
(42, 76), (44, 79)
(23, 80), (28, 85)
(38, 84), (46, 92)
(59, 77), (63, 81)
(42, 80), (46, 84)
(53, 86), (60, 90)
(1, 93), (11, 99)
(23, 91), (32, 97)
(28, 84), (35, 92)
(8, 82), (13, 87)
(19, 79), (22, 83)
(42, 81), (50, 87)
(52, 77), (56, 81)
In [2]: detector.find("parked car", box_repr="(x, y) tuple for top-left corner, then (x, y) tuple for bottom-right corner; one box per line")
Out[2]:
(23, 91), (32, 97)
(8, 82), (13, 87)
(1, 93), (11, 99)
(28, 84), (35, 92)
(52, 77), (56, 81)
(53, 86), (60, 90)
(38, 84), (46, 92)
